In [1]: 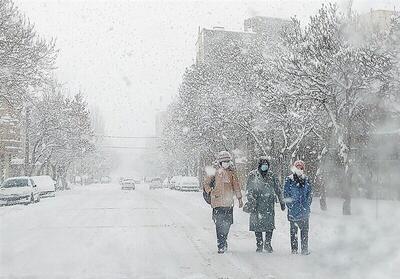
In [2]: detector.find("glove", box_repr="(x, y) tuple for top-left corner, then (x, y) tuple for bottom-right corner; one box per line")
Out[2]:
(280, 203), (286, 211)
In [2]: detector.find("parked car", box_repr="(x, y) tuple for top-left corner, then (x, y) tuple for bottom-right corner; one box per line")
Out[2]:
(100, 176), (112, 184)
(31, 175), (56, 197)
(176, 176), (200, 192)
(121, 178), (135, 190)
(169, 176), (182, 190)
(0, 177), (40, 205)
(162, 178), (169, 188)
(149, 178), (163, 190)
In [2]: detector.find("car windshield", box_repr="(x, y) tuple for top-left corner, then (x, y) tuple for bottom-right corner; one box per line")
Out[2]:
(123, 179), (134, 183)
(1, 179), (29, 188)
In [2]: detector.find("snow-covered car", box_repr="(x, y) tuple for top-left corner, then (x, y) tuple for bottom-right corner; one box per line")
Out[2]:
(121, 178), (135, 190)
(31, 175), (56, 197)
(0, 177), (40, 205)
(100, 176), (112, 184)
(176, 176), (200, 191)
(133, 177), (141, 184)
(149, 178), (163, 190)
(162, 178), (169, 188)
(169, 176), (182, 190)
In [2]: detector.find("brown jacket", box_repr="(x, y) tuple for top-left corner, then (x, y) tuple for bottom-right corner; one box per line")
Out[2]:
(204, 168), (242, 208)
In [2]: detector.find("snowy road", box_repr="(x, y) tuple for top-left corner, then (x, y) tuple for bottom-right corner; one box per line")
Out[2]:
(1, 183), (399, 279)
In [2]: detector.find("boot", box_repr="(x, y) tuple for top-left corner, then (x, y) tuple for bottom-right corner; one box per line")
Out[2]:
(301, 249), (310, 255)
(264, 242), (273, 253)
(264, 231), (273, 253)
(255, 232), (263, 253)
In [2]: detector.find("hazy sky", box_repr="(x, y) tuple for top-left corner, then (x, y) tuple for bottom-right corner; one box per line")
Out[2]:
(15, 0), (397, 137)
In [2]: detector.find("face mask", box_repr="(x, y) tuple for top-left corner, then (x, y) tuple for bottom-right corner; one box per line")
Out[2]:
(260, 164), (269, 172)
(221, 162), (230, 169)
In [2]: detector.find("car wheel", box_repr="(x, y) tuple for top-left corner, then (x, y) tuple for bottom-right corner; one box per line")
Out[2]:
(36, 195), (40, 203)
(30, 193), (34, 204)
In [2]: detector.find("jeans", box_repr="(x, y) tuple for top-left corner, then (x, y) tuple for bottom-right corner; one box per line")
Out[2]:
(215, 219), (231, 249)
(290, 219), (309, 253)
(213, 207), (233, 249)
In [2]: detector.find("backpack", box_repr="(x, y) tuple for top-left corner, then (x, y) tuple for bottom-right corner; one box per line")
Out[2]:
(203, 176), (215, 205)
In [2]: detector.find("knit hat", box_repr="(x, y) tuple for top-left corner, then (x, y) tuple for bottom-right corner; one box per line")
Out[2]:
(217, 151), (232, 163)
(293, 160), (305, 170)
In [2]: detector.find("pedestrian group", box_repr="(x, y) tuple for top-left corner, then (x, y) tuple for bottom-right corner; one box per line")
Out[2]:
(203, 151), (312, 255)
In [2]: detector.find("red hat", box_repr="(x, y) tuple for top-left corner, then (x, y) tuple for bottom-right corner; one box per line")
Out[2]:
(294, 160), (305, 170)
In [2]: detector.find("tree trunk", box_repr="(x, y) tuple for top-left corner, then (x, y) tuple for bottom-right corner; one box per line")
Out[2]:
(315, 146), (329, 211)
(317, 173), (328, 211)
(342, 191), (352, 215)
(320, 191), (327, 211)
(342, 105), (354, 215)
(342, 153), (352, 215)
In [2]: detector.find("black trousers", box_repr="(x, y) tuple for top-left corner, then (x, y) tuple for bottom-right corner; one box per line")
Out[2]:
(290, 219), (309, 252)
(255, 231), (273, 247)
(213, 207), (233, 249)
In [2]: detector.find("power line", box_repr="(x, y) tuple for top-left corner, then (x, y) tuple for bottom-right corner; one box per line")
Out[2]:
(95, 135), (159, 139)
(98, 146), (160, 150)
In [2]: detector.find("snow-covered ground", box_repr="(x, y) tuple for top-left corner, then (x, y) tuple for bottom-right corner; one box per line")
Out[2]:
(0, 183), (399, 279)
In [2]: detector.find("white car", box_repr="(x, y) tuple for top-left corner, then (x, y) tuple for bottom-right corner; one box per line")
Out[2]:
(100, 176), (112, 184)
(162, 178), (169, 188)
(149, 178), (163, 190)
(169, 176), (182, 190)
(0, 177), (40, 205)
(31, 175), (56, 197)
(121, 178), (135, 190)
(176, 176), (200, 192)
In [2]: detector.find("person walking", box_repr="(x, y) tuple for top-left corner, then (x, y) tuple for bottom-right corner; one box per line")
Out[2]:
(203, 151), (243, 254)
(244, 156), (285, 253)
(284, 160), (312, 255)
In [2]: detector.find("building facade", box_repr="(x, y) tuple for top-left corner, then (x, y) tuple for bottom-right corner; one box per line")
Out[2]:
(0, 102), (23, 181)
(196, 16), (291, 66)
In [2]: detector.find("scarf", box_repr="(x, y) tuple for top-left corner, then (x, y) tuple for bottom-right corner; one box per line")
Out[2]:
(293, 173), (305, 187)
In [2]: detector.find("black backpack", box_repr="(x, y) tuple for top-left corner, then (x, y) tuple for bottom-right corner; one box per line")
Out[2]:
(203, 176), (215, 205)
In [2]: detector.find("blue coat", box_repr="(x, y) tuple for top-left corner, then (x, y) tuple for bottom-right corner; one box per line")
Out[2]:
(283, 174), (312, 221)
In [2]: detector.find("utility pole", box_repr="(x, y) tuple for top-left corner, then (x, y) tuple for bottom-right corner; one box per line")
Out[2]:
(24, 105), (30, 176)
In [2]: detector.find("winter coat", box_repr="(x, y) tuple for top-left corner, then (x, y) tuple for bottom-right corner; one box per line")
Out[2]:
(204, 167), (242, 209)
(284, 174), (312, 221)
(246, 169), (283, 232)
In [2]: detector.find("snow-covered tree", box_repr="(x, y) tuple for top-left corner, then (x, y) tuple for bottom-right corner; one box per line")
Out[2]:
(163, 4), (399, 213)
(275, 4), (392, 214)
(28, 84), (93, 188)
(0, 0), (56, 108)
